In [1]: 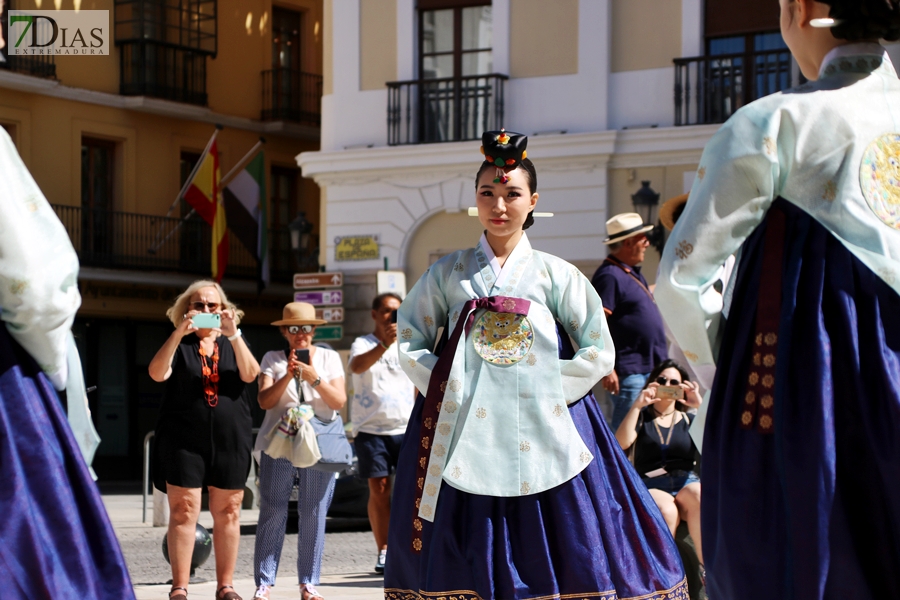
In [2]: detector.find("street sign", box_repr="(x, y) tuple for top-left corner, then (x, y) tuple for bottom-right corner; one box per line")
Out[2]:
(295, 290), (343, 305)
(377, 270), (407, 298)
(313, 325), (343, 342)
(315, 307), (344, 323)
(294, 272), (343, 289)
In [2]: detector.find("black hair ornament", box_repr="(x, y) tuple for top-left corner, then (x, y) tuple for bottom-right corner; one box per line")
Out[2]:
(480, 128), (528, 184)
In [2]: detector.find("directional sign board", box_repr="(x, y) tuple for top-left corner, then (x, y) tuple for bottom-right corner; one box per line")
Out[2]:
(376, 270), (407, 298)
(313, 325), (343, 342)
(315, 307), (344, 323)
(295, 290), (343, 306)
(294, 272), (343, 289)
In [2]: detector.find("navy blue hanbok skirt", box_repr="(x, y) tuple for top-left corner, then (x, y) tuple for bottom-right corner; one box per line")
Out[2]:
(703, 199), (900, 599)
(0, 325), (134, 598)
(384, 327), (688, 599)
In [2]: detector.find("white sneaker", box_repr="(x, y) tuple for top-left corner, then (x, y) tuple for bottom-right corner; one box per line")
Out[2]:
(374, 548), (387, 574)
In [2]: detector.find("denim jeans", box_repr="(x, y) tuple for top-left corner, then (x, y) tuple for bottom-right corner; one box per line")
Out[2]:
(608, 372), (650, 431)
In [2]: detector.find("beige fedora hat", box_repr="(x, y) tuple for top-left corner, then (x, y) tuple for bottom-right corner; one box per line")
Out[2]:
(603, 212), (655, 245)
(659, 193), (689, 231)
(271, 302), (327, 326)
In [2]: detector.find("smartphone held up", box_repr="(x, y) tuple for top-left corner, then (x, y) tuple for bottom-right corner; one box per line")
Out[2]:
(656, 385), (684, 401)
(191, 313), (221, 329)
(294, 348), (310, 364)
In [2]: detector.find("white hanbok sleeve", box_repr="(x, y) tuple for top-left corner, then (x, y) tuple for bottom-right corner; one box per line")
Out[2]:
(552, 265), (616, 402)
(397, 264), (449, 393)
(0, 129), (81, 390)
(655, 110), (781, 390)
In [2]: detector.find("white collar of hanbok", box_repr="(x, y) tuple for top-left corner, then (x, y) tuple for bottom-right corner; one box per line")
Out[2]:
(478, 231), (533, 291)
(819, 42), (892, 79)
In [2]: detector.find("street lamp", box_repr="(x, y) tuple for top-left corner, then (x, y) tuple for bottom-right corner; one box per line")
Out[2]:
(631, 180), (665, 254)
(288, 212), (315, 271)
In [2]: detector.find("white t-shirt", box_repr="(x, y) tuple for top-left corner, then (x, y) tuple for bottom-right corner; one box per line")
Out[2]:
(254, 345), (345, 462)
(348, 334), (415, 437)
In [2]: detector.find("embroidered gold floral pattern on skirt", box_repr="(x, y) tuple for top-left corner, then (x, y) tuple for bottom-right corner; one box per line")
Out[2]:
(384, 577), (690, 599)
(472, 312), (534, 365)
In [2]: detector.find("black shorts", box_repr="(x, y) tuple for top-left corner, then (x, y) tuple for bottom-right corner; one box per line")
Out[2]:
(355, 432), (405, 479)
(153, 431), (251, 492)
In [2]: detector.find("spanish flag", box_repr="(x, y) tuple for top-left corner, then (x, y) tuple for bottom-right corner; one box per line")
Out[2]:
(183, 137), (228, 282)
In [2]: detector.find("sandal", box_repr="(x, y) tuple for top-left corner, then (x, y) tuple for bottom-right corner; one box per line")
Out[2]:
(251, 585), (270, 600)
(169, 587), (188, 600)
(216, 585), (243, 600)
(300, 584), (324, 600)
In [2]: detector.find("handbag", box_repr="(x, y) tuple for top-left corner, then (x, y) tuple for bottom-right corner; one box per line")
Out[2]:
(284, 350), (353, 473)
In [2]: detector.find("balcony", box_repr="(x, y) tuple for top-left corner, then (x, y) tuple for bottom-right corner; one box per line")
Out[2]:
(261, 68), (323, 127)
(674, 48), (796, 126)
(0, 54), (56, 79)
(118, 41), (208, 106)
(387, 73), (507, 146)
(51, 205), (297, 282)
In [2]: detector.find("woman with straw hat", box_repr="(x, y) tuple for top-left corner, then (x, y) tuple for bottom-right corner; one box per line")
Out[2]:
(251, 302), (346, 600)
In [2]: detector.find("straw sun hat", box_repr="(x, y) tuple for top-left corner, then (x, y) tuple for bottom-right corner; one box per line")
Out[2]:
(271, 302), (327, 326)
(602, 212), (655, 245)
(659, 193), (689, 232)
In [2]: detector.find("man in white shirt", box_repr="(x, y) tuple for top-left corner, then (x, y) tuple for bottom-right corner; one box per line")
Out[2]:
(348, 292), (415, 574)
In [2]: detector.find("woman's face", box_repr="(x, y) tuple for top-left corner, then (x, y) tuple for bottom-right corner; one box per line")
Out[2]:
(656, 367), (683, 388)
(476, 166), (538, 239)
(282, 324), (316, 350)
(189, 286), (222, 314)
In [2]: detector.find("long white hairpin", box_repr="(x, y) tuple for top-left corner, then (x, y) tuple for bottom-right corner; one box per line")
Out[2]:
(810, 17), (841, 28)
(468, 207), (553, 218)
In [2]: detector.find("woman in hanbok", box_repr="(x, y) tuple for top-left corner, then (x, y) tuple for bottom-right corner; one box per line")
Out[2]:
(655, 1), (900, 598)
(385, 130), (688, 599)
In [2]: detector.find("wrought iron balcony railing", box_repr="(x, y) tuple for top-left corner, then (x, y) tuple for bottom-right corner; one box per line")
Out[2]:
(674, 48), (796, 126)
(51, 204), (297, 282)
(0, 53), (56, 79)
(118, 41), (208, 106)
(261, 68), (323, 127)
(387, 73), (507, 146)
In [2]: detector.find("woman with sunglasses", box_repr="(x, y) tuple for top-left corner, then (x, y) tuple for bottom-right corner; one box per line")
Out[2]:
(615, 359), (704, 584)
(251, 302), (346, 600)
(149, 280), (261, 600)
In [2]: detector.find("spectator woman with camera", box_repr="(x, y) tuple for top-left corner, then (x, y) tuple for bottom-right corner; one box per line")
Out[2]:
(615, 359), (704, 574)
(252, 302), (346, 600)
(149, 280), (260, 600)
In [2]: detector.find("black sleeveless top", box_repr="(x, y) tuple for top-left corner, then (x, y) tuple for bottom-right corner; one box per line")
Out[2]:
(633, 407), (697, 476)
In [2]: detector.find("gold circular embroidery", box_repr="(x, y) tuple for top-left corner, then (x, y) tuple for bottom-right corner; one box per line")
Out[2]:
(760, 394), (774, 409)
(420, 504), (433, 518)
(433, 444), (446, 457)
(745, 391), (756, 405)
(429, 465), (441, 477)
(440, 380), (448, 392)
(580, 452), (591, 464)
(519, 440), (531, 452)
(423, 315), (434, 327)
(475, 407), (487, 419)
(421, 438), (430, 449)
(419, 457), (426, 469)
(749, 372), (760, 386)
(763, 354), (776, 367)
(448, 379), (461, 393)
(443, 400), (458, 414)
(741, 411), (753, 426)
(753, 353), (761, 366)
(861, 134), (900, 229)
(424, 417), (433, 429)
(765, 333), (778, 346)
(502, 298), (516, 311)
(759, 415), (773, 430)
(438, 423), (451, 436)
(425, 483), (437, 497)
(762, 374), (775, 388)
(590, 331), (601, 341)
(414, 518), (423, 531)
(472, 312), (534, 365)
(417, 477), (424, 489)
(755, 333), (763, 346)
(401, 328), (412, 340)
(413, 538), (423, 551)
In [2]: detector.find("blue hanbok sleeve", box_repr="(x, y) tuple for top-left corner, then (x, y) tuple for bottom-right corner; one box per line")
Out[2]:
(655, 109), (782, 389)
(397, 264), (449, 393)
(551, 264), (616, 402)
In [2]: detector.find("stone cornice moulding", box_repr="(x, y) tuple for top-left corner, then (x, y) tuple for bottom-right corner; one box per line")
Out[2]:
(0, 71), (319, 140)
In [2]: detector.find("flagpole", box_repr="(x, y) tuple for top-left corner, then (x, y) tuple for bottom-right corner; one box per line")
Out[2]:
(147, 125), (222, 254)
(220, 137), (266, 189)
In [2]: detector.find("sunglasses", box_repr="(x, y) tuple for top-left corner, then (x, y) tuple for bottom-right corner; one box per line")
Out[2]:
(191, 301), (220, 311)
(287, 325), (315, 335)
(656, 376), (682, 386)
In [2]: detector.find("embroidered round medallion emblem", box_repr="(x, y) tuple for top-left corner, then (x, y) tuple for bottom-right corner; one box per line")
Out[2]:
(472, 311), (534, 365)
(860, 133), (900, 229)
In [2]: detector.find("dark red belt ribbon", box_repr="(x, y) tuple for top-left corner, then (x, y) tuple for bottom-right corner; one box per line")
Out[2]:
(410, 295), (531, 552)
(741, 206), (785, 434)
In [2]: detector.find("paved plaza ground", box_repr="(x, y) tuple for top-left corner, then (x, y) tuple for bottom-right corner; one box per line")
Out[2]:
(103, 489), (384, 599)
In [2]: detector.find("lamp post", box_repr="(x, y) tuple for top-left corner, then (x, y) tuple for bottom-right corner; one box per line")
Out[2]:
(288, 212), (315, 271)
(631, 180), (665, 254)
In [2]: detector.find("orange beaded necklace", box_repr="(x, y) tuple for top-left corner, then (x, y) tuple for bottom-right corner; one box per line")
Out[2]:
(199, 342), (220, 407)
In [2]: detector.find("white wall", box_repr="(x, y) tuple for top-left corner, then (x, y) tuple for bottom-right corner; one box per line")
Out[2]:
(608, 67), (676, 130)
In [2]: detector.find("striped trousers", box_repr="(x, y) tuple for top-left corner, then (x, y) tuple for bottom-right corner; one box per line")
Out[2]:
(254, 453), (336, 586)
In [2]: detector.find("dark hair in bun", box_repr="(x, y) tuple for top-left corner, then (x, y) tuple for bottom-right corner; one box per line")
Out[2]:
(475, 158), (539, 230)
(819, 0), (900, 42)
